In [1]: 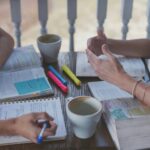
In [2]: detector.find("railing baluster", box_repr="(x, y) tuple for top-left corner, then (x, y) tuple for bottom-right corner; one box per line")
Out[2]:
(147, 0), (150, 39)
(121, 0), (133, 40)
(38, 0), (48, 35)
(67, 0), (77, 52)
(10, 0), (21, 47)
(97, 0), (107, 31)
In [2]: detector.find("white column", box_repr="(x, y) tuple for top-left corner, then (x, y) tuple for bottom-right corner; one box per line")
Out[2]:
(67, 0), (77, 52)
(38, 0), (48, 35)
(97, 0), (107, 31)
(147, 0), (150, 39)
(121, 0), (133, 40)
(10, 0), (21, 47)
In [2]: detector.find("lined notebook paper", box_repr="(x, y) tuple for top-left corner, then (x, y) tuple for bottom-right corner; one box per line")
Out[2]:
(0, 97), (66, 146)
(76, 52), (146, 77)
(88, 81), (133, 101)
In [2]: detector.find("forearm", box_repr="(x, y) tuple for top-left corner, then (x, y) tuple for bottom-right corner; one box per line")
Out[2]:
(107, 39), (150, 58)
(0, 28), (14, 68)
(116, 72), (150, 106)
(0, 118), (17, 136)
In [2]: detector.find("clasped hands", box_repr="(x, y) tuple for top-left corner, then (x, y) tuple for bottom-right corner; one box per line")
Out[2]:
(86, 30), (127, 86)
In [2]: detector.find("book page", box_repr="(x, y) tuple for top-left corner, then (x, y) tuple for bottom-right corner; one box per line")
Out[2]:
(0, 67), (53, 100)
(103, 98), (150, 119)
(0, 98), (66, 145)
(1, 45), (41, 72)
(76, 52), (146, 77)
(88, 81), (133, 101)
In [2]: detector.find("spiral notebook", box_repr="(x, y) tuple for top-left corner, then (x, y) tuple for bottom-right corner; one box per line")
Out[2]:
(0, 97), (66, 146)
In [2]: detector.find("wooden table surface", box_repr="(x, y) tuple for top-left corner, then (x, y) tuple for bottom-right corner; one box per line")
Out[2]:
(0, 52), (115, 150)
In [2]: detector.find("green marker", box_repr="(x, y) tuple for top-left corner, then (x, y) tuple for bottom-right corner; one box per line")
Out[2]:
(62, 65), (81, 86)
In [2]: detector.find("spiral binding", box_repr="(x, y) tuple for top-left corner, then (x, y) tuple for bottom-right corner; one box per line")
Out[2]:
(0, 96), (58, 105)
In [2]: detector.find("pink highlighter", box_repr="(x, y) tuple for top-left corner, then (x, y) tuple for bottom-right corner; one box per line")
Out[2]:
(47, 71), (68, 93)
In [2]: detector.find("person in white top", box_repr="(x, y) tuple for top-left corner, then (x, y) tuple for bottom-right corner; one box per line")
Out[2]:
(87, 30), (150, 106)
(0, 28), (57, 143)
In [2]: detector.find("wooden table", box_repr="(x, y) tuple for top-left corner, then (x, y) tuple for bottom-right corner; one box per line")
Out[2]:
(0, 52), (115, 150)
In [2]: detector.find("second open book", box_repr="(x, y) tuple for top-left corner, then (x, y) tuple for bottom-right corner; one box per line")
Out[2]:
(76, 52), (148, 77)
(88, 80), (150, 150)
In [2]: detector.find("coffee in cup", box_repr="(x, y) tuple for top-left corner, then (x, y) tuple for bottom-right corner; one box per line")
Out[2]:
(66, 96), (102, 139)
(37, 34), (61, 64)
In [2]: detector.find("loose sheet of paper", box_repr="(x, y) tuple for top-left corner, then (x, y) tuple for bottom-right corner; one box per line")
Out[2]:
(76, 52), (146, 77)
(88, 81), (133, 101)
(0, 98), (66, 145)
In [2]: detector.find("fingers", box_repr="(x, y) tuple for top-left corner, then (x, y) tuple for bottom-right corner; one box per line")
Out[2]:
(32, 112), (54, 121)
(86, 49), (100, 65)
(43, 121), (57, 137)
(101, 44), (115, 61)
(30, 121), (57, 143)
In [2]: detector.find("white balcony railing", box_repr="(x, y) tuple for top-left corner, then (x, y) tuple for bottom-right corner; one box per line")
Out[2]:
(10, 0), (150, 51)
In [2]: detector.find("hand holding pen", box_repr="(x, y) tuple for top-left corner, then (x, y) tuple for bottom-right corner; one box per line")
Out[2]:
(14, 112), (57, 143)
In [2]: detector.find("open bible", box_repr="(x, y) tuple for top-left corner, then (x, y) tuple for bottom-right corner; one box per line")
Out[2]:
(0, 45), (53, 101)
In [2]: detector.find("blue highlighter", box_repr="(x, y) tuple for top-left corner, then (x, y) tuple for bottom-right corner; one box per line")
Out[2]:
(48, 65), (68, 86)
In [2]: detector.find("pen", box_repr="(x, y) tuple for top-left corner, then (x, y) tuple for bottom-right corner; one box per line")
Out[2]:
(47, 71), (68, 93)
(37, 121), (49, 144)
(62, 65), (81, 86)
(48, 65), (68, 86)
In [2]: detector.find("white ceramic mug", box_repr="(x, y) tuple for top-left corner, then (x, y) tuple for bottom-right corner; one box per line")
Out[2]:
(66, 96), (102, 139)
(37, 34), (61, 64)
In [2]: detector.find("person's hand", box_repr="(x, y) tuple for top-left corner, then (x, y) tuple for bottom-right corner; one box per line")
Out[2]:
(87, 30), (107, 56)
(86, 44), (126, 85)
(14, 112), (57, 143)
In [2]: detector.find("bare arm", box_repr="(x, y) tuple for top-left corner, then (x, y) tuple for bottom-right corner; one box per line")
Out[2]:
(87, 30), (150, 58)
(0, 112), (57, 143)
(108, 39), (150, 58)
(0, 28), (14, 68)
(0, 119), (16, 136)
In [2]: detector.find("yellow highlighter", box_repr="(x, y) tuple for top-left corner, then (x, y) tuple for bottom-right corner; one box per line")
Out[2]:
(62, 65), (81, 86)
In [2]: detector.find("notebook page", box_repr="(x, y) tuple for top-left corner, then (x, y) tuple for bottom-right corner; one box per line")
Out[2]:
(1, 45), (41, 72)
(88, 81), (133, 101)
(0, 67), (53, 100)
(76, 52), (146, 77)
(0, 98), (66, 145)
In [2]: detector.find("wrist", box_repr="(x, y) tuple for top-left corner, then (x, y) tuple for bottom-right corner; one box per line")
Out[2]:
(115, 72), (136, 93)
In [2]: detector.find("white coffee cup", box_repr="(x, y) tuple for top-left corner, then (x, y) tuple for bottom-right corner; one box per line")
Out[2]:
(66, 96), (102, 139)
(37, 34), (61, 64)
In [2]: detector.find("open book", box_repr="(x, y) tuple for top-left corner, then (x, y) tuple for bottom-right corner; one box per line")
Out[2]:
(0, 45), (53, 100)
(103, 98), (150, 150)
(76, 52), (146, 77)
(88, 80), (150, 149)
(0, 97), (66, 146)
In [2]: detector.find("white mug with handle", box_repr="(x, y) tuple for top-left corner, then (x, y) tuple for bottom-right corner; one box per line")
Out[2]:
(66, 96), (102, 139)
